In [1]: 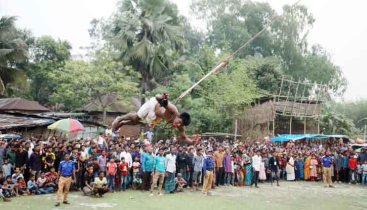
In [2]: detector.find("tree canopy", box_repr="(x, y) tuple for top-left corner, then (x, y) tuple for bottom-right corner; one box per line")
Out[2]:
(0, 0), (355, 134)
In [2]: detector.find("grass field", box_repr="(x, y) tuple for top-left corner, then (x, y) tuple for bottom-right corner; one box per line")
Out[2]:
(1, 181), (366, 210)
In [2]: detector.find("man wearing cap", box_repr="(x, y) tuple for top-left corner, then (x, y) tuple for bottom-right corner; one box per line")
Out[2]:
(322, 151), (334, 187)
(202, 148), (214, 196)
(55, 153), (76, 207)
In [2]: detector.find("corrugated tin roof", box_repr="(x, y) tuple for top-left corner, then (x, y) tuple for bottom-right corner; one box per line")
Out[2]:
(0, 98), (49, 112)
(0, 114), (55, 130)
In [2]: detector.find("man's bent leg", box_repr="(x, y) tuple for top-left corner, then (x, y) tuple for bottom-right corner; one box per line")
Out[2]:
(112, 113), (140, 131)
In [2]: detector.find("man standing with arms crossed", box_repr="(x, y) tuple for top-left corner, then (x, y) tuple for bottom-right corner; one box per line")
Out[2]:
(322, 151), (334, 188)
(55, 153), (76, 207)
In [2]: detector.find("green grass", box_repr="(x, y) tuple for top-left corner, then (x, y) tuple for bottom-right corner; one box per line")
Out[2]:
(1, 181), (366, 210)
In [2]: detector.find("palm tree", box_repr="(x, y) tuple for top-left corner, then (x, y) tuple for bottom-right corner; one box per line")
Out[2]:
(106, 0), (184, 102)
(0, 16), (28, 96)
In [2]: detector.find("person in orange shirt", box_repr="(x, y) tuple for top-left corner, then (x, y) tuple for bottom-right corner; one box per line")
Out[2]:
(213, 146), (225, 186)
(106, 158), (117, 192)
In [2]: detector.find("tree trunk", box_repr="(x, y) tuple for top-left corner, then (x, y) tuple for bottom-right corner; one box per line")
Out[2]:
(140, 72), (148, 105)
(102, 107), (107, 125)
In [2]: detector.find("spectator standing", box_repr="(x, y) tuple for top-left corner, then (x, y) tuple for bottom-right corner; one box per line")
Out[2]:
(97, 150), (107, 175)
(55, 153), (75, 207)
(202, 148), (214, 196)
(119, 157), (129, 191)
(224, 149), (232, 186)
(361, 160), (367, 185)
(322, 151), (334, 187)
(2, 158), (12, 178)
(192, 148), (204, 191)
(106, 158), (117, 192)
(341, 153), (349, 183)
(150, 148), (165, 196)
(15, 144), (28, 170)
(165, 147), (176, 193)
(176, 146), (188, 181)
(251, 151), (262, 188)
(186, 148), (194, 188)
(349, 155), (358, 184)
(29, 145), (43, 179)
(213, 146), (225, 186)
(269, 151), (280, 187)
(142, 147), (154, 191)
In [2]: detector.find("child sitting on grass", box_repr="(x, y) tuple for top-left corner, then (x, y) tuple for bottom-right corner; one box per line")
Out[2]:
(27, 175), (41, 195)
(37, 172), (54, 194)
(1, 177), (16, 198)
(16, 177), (28, 195)
(132, 174), (142, 190)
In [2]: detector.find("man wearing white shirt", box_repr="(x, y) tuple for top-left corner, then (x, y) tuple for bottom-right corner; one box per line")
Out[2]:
(251, 150), (262, 188)
(119, 146), (133, 186)
(119, 147), (133, 168)
(164, 148), (176, 193)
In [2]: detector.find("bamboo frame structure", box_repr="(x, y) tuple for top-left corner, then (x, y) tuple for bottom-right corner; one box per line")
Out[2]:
(236, 76), (328, 142)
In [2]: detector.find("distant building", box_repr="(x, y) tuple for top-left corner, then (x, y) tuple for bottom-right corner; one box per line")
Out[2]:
(0, 98), (49, 114)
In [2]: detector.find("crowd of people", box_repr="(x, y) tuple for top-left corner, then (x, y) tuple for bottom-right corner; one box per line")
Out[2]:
(1, 132), (367, 205)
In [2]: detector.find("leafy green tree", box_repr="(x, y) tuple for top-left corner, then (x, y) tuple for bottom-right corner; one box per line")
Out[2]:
(331, 99), (367, 129)
(0, 16), (28, 96)
(190, 0), (347, 96)
(91, 0), (185, 102)
(320, 110), (357, 135)
(50, 47), (140, 123)
(25, 36), (72, 105)
(149, 46), (259, 135)
(191, 0), (276, 57)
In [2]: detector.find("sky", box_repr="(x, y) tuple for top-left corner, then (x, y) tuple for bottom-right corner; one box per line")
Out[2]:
(0, 0), (366, 101)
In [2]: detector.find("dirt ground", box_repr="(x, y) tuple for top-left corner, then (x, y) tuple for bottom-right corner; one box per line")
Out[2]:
(1, 181), (366, 210)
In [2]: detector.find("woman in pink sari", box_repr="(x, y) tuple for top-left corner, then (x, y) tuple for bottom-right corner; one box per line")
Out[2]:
(310, 154), (318, 182)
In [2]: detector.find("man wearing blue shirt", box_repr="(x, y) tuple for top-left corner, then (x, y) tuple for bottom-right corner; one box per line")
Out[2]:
(142, 147), (154, 191)
(202, 148), (214, 196)
(150, 148), (166, 196)
(56, 153), (75, 207)
(322, 151), (334, 188)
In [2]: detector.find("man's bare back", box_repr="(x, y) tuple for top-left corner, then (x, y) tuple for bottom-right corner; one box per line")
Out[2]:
(111, 93), (199, 145)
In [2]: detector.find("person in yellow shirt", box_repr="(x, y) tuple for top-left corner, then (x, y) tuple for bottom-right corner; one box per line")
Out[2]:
(93, 172), (108, 197)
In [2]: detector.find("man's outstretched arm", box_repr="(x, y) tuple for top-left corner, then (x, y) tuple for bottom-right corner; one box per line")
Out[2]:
(178, 126), (200, 145)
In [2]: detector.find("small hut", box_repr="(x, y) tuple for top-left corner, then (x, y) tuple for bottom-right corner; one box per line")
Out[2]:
(236, 77), (328, 142)
(0, 98), (49, 114)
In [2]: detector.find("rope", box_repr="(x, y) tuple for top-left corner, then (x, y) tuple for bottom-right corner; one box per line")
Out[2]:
(174, 0), (302, 103)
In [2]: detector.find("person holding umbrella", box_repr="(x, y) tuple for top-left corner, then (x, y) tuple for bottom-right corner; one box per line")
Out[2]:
(55, 153), (76, 207)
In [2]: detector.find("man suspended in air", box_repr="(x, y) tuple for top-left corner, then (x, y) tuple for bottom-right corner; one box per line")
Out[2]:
(112, 93), (199, 145)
